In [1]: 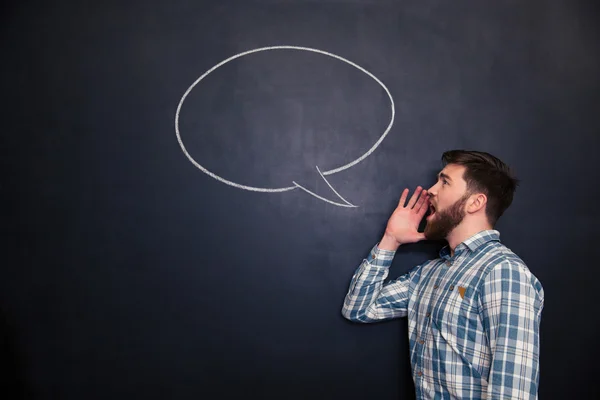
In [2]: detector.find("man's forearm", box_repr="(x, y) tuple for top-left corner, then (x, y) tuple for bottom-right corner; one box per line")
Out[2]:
(341, 243), (414, 322)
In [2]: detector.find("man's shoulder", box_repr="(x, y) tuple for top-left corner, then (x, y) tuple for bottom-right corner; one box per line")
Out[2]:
(478, 241), (528, 271)
(423, 240), (525, 270)
(474, 242), (544, 298)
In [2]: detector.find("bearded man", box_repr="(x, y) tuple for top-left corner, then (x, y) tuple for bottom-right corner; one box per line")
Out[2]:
(342, 150), (544, 400)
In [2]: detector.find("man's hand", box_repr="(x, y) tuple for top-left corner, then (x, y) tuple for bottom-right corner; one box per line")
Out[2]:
(378, 186), (430, 251)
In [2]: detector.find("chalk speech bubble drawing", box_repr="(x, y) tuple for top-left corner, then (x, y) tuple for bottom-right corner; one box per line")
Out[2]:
(175, 46), (395, 207)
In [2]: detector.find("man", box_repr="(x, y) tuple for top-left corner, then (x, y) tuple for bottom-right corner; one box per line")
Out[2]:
(342, 150), (544, 399)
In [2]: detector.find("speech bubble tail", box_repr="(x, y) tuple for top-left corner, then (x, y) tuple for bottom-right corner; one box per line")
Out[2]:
(291, 166), (358, 208)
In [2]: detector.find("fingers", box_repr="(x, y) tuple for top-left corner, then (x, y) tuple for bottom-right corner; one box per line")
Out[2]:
(416, 190), (429, 215)
(398, 188), (409, 208)
(406, 186), (424, 209)
(398, 187), (428, 210)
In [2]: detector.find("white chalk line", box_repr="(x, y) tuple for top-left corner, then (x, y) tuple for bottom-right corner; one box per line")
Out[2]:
(315, 166), (355, 206)
(175, 45), (396, 203)
(292, 182), (358, 208)
(175, 46), (394, 189)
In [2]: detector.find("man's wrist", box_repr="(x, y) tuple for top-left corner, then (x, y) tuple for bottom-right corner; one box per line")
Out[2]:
(378, 234), (401, 251)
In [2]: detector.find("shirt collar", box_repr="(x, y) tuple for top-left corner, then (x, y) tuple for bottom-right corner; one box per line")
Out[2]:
(439, 229), (501, 259)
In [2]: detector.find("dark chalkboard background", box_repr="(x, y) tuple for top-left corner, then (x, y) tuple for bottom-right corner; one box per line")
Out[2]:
(2, 0), (599, 399)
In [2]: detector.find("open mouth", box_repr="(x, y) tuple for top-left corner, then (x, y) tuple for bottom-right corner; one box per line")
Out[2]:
(427, 204), (437, 219)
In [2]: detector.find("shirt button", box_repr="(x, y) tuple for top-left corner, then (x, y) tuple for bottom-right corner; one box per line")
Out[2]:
(426, 312), (431, 317)
(419, 339), (425, 344)
(433, 284), (439, 289)
(417, 371), (423, 376)
(445, 260), (451, 266)
(449, 285), (454, 291)
(372, 253), (377, 259)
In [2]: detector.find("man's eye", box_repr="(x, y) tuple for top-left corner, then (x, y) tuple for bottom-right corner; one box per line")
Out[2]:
(442, 180), (448, 185)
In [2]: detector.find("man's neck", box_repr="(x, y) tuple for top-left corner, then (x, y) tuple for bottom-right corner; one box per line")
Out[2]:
(446, 222), (493, 257)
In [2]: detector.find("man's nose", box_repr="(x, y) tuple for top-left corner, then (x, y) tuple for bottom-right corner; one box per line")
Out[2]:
(427, 183), (437, 197)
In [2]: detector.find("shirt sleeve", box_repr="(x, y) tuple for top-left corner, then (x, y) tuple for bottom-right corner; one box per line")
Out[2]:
(478, 260), (544, 399)
(341, 243), (422, 323)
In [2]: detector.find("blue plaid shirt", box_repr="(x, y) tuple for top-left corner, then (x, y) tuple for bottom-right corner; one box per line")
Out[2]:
(342, 230), (544, 399)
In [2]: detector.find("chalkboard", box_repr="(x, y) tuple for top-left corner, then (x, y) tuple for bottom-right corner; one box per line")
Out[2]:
(2, 0), (599, 399)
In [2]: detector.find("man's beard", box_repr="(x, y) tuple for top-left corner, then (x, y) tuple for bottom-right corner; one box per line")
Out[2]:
(424, 194), (469, 241)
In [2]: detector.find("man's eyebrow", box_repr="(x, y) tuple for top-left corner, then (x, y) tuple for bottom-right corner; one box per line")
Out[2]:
(438, 172), (452, 182)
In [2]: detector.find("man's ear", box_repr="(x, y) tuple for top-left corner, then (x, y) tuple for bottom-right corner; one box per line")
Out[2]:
(467, 193), (487, 214)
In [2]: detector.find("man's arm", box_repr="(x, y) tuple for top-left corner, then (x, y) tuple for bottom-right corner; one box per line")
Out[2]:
(341, 242), (422, 322)
(341, 186), (429, 323)
(478, 260), (544, 399)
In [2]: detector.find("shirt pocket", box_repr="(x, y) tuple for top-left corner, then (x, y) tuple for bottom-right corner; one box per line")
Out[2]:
(448, 285), (480, 338)
(435, 285), (489, 383)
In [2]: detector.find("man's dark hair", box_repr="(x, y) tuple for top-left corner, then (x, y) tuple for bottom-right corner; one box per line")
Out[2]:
(441, 150), (520, 226)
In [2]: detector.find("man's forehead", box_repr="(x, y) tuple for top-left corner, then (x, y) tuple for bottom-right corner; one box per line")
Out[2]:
(439, 164), (466, 179)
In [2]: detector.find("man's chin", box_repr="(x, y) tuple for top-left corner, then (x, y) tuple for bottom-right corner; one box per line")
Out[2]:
(424, 232), (440, 241)
(424, 222), (445, 241)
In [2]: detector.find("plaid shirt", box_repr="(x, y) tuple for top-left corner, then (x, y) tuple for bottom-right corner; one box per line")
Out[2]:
(342, 230), (544, 399)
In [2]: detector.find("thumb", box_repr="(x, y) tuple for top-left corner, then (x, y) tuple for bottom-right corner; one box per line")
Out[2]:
(415, 232), (427, 242)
